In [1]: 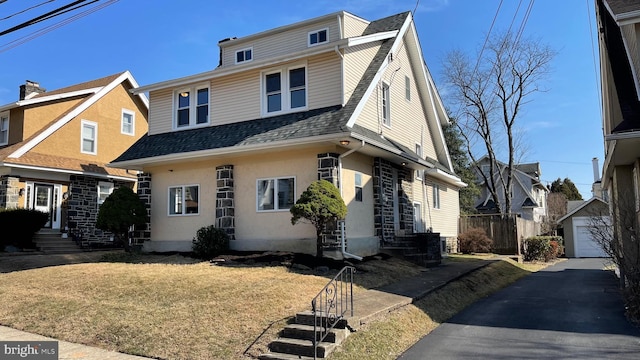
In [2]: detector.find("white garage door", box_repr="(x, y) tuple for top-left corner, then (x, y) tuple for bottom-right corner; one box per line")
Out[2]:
(575, 224), (607, 258)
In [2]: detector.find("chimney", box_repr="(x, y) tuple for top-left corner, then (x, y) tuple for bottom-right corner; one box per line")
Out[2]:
(19, 80), (46, 100)
(592, 157), (601, 183)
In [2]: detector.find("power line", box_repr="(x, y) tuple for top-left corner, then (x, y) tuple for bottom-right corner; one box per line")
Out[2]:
(0, 0), (95, 37)
(471, 0), (504, 77)
(586, 0), (603, 118)
(1, 0), (55, 21)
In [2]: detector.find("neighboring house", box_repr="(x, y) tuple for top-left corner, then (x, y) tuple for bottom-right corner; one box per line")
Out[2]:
(473, 156), (548, 223)
(110, 11), (465, 257)
(597, 0), (640, 266)
(0, 71), (149, 243)
(558, 197), (609, 258)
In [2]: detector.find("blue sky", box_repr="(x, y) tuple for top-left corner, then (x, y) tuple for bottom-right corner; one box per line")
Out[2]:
(0, 0), (602, 198)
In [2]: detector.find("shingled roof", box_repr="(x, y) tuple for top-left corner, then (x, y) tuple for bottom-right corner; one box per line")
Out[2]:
(112, 12), (410, 164)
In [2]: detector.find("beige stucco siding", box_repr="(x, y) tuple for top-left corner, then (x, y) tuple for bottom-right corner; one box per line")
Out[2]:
(31, 83), (147, 163)
(343, 13), (369, 37)
(21, 96), (85, 140)
(148, 88), (174, 135)
(341, 152), (375, 238)
(344, 42), (380, 105)
(220, 18), (340, 67)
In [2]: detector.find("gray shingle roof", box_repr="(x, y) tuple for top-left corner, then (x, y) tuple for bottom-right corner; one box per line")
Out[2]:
(605, 0), (640, 16)
(112, 12), (410, 164)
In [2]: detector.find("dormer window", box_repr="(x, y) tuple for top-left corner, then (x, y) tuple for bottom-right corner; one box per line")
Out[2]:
(262, 64), (307, 116)
(175, 84), (209, 129)
(308, 28), (328, 47)
(235, 47), (253, 64)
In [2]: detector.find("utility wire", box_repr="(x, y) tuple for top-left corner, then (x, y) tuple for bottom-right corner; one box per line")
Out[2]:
(0, 0), (117, 53)
(1, 0), (55, 21)
(0, 0), (93, 37)
(471, 0), (503, 78)
(586, 0), (603, 117)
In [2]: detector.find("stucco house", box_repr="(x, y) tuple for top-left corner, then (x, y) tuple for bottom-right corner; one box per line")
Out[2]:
(473, 156), (548, 222)
(596, 0), (640, 269)
(110, 11), (464, 258)
(0, 71), (149, 244)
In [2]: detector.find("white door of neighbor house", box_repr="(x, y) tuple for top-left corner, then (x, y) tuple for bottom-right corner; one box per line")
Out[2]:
(392, 169), (400, 234)
(573, 217), (608, 258)
(34, 184), (53, 228)
(413, 202), (423, 233)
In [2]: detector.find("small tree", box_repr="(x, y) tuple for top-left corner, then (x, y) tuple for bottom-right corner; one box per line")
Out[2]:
(96, 187), (148, 252)
(290, 180), (347, 259)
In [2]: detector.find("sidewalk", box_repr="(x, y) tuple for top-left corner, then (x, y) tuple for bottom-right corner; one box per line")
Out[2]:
(0, 257), (492, 359)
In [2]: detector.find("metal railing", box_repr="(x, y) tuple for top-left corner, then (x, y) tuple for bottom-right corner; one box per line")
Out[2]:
(311, 266), (355, 359)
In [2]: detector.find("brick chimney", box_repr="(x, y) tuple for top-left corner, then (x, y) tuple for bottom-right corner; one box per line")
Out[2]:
(19, 80), (46, 100)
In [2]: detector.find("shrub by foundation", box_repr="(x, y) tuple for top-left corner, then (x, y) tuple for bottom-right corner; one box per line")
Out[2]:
(0, 209), (48, 249)
(458, 228), (493, 254)
(524, 236), (563, 262)
(192, 225), (230, 260)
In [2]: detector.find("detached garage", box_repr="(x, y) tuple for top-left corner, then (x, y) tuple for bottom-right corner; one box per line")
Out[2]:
(558, 197), (610, 258)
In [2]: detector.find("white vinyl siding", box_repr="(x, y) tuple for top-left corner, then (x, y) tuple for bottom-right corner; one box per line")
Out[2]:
(410, 179), (459, 237)
(220, 18), (339, 67)
(213, 69), (261, 125)
(148, 88), (173, 135)
(344, 42), (380, 104)
(343, 13), (369, 37)
(307, 52), (342, 109)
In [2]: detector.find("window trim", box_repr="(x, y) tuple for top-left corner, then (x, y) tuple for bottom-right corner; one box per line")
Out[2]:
(80, 119), (97, 155)
(168, 184), (200, 216)
(355, 172), (363, 202)
(121, 108), (135, 136)
(173, 83), (210, 129)
(261, 63), (307, 117)
(405, 75), (411, 101)
(0, 112), (9, 146)
(235, 47), (253, 64)
(381, 82), (391, 128)
(308, 28), (329, 47)
(97, 181), (114, 207)
(432, 183), (441, 209)
(256, 176), (296, 212)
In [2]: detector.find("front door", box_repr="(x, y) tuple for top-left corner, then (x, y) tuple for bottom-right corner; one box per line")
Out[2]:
(34, 184), (54, 228)
(413, 202), (424, 233)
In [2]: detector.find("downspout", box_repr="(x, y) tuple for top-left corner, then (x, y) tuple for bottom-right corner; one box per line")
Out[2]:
(338, 140), (365, 261)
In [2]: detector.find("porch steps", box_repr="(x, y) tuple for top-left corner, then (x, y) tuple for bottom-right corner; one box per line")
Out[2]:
(33, 230), (84, 254)
(381, 233), (442, 268)
(259, 310), (351, 359)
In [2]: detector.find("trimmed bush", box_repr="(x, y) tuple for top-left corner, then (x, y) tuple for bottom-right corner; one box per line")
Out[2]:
(524, 236), (564, 262)
(0, 208), (49, 249)
(192, 225), (229, 260)
(458, 228), (493, 254)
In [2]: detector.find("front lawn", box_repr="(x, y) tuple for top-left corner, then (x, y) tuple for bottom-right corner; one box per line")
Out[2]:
(0, 253), (425, 359)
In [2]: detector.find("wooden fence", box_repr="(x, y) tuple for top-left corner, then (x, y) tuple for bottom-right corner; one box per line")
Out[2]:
(459, 214), (540, 255)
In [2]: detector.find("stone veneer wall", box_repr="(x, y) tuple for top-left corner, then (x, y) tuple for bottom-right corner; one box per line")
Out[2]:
(68, 175), (129, 243)
(0, 176), (20, 209)
(373, 158), (414, 243)
(132, 173), (152, 245)
(215, 165), (235, 240)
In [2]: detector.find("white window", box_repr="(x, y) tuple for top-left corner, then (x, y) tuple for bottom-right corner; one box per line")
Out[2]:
(433, 184), (440, 209)
(257, 177), (295, 211)
(121, 109), (135, 135)
(0, 113), (8, 145)
(413, 202), (423, 232)
(81, 120), (97, 154)
(355, 172), (363, 202)
(263, 65), (306, 115)
(168, 185), (199, 215)
(405, 76), (411, 101)
(415, 144), (423, 180)
(382, 82), (391, 127)
(175, 84), (209, 128)
(235, 47), (253, 64)
(308, 28), (328, 46)
(97, 182), (114, 207)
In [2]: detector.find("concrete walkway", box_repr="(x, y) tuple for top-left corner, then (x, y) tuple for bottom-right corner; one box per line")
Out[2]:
(0, 255), (492, 359)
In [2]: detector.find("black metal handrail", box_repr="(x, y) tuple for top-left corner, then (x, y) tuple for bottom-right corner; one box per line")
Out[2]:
(311, 266), (355, 360)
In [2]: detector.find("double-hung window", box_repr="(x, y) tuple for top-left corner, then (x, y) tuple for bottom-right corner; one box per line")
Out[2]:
(355, 172), (363, 202)
(433, 184), (441, 209)
(0, 113), (8, 145)
(382, 82), (390, 127)
(236, 47), (253, 64)
(175, 84), (209, 128)
(97, 182), (114, 208)
(308, 28), (328, 46)
(257, 177), (295, 211)
(121, 109), (135, 135)
(263, 64), (306, 115)
(169, 185), (199, 215)
(81, 120), (97, 155)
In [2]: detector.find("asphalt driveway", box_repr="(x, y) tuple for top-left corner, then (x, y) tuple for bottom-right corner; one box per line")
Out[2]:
(398, 258), (640, 360)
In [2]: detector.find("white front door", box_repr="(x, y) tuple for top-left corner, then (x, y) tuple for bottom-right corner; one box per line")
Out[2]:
(413, 202), (423, 233)
(34, 184), (53, 228)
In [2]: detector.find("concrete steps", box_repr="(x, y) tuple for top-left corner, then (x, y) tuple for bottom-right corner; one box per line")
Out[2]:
(259, 311), (351, 359)
(33, 230), (83, 254)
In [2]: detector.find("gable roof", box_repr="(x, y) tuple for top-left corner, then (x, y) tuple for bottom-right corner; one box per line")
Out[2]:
(557, 197), (608, 223)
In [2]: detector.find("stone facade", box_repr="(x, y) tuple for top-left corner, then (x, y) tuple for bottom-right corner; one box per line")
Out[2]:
(132, 173), (152, 245)
(373, 158), (414, 243)
(215, 165), (235, 240)
(0, 176), (21, 209)
(67, 175), (128, 243)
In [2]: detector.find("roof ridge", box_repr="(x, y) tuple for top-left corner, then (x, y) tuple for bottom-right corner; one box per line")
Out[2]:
(30, 71), (128, 99)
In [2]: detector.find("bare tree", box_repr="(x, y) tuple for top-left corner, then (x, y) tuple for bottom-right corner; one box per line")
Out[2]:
(542, 192), (567, 235)
(444, 31), (555, 216)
